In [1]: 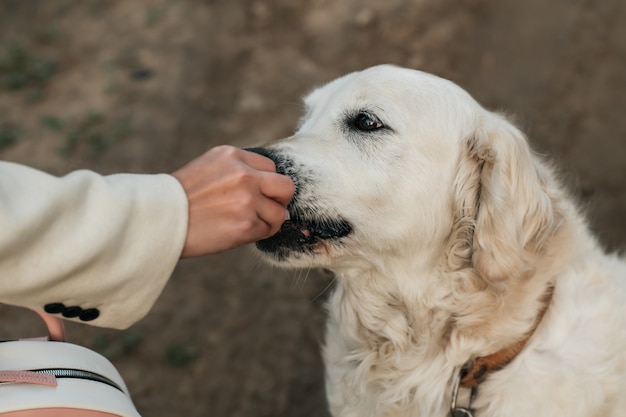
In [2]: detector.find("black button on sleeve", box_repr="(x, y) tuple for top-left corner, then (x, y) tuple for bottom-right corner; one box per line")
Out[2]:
(44, 303), (65, 314)
(79, 308), (100, 322)
(61, 306), (83, 318)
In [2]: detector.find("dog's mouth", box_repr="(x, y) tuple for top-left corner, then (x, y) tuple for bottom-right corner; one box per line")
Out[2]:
(246, 146), (352, 260)
(256, 211), (353, 260)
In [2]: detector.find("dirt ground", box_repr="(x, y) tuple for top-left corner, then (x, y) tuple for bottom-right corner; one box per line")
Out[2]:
(0, 1), (624, 416)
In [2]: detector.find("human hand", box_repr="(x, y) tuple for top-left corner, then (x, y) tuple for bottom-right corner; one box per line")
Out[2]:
(171, 145), (295, 258)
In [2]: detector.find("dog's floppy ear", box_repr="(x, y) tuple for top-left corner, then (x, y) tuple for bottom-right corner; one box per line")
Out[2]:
(450, 113), (559, 284)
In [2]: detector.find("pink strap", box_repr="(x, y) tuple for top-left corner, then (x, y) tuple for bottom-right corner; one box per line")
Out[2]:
(34, 310), (66, 342)
(0, 370), (57, 387)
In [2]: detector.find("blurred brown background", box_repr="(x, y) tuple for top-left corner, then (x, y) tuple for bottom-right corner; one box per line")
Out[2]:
(0, 1), (624, 416)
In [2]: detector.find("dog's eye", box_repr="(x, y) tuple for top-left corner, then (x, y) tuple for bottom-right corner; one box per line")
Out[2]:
(353, 112), (384, 132)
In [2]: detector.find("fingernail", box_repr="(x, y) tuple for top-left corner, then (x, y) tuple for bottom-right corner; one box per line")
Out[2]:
(285, 210), (290, 221)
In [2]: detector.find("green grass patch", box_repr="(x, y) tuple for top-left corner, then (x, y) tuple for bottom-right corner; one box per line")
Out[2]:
(92, 331), (143, 359)
(42, 112), (133, 156)
(0, 45), (56, 91)
(164, 338), (198, 368)
(0, 125), (21, 150)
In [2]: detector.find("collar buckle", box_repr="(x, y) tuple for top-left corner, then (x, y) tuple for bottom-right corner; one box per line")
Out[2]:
(450, 365), (476, 417)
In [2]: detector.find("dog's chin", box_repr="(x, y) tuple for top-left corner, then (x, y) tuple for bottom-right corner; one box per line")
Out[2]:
(255, 216), (353, 266)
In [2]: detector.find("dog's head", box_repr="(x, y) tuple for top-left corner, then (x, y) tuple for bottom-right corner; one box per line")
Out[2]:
(251, 65), (563, 284)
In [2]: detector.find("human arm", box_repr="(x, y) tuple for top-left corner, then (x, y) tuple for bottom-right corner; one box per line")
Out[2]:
(0, 161), (189, 329)
(0, 147), (294, 329)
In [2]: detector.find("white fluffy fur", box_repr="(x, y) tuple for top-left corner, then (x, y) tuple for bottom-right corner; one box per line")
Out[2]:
(256, 65), (626, 417)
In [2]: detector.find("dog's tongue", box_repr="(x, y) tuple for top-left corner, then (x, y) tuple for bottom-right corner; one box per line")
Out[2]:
(284, 210), (309, 236)
(281, 220), (313, 243)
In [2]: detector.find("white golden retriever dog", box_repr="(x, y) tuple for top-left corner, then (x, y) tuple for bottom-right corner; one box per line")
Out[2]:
(249, 65), (626, 417)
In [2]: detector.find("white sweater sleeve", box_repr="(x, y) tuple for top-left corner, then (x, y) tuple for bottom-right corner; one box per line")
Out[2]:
(0, 161), (188, 329)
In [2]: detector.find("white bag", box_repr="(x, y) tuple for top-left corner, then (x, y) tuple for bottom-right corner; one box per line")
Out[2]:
(0, 310), (141, 416)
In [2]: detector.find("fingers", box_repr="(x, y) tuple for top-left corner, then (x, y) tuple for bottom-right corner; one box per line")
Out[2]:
(210, 147), (294, 204)
(254, 196), (290, 237)
(238, 148), (278, 173)
(239, 148), (295, 206)
(259, 171), (295, 206)
(171, 145), (295, 257)
(234, 147), (294, 231)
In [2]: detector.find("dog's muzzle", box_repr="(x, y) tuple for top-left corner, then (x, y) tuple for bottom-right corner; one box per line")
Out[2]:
(245, 147), (353, 260)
